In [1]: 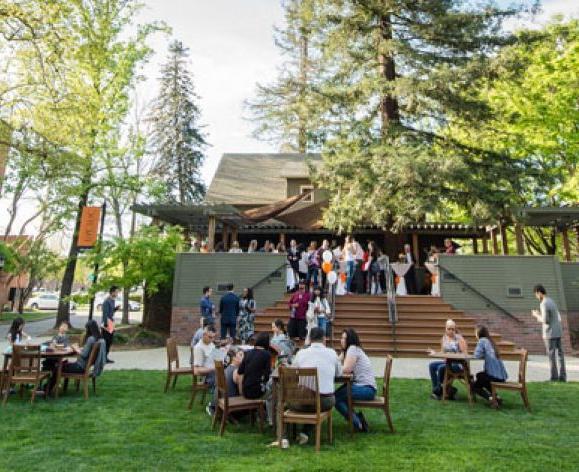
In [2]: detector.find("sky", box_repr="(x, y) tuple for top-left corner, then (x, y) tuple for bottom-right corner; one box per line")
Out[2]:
(0, 0), (577, 242)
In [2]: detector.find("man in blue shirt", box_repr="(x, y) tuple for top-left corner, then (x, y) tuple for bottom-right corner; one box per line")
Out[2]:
(200, 286), (215, 325)
(219, 284), (240, 340)
(101, 286), (119, 364)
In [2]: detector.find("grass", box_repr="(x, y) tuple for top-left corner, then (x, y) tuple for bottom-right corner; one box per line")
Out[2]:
(0, 372), (578, 471)
(0, 311), (56, 325)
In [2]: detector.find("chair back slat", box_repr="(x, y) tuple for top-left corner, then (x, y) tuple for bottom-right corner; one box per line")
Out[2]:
(382, 355), (393, 400)
(215, 360), (228, 407)
(85, 342), (101, 375)
(11, 345), (42, 378)
(518, 349), (528, 384)
(279, 367), (320, 413)
(166, 338), (179, 369)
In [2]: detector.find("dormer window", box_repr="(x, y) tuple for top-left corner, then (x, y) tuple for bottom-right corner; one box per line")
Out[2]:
(299, 185), (314, 202)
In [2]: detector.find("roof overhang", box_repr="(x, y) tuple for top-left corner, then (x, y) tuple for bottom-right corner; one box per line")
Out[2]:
(514, 206), (579, 228)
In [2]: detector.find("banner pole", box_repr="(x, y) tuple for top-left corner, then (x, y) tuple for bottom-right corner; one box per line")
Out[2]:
(88, 202), (107, 321)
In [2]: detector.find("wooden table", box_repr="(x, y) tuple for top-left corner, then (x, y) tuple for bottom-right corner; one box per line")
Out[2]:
(271, 368), (352, 436)
(2, 346), (76, 397)
(428, 352), (474, 405)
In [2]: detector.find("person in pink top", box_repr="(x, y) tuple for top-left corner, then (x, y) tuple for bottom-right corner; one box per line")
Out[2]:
(287, 280), (311, 340)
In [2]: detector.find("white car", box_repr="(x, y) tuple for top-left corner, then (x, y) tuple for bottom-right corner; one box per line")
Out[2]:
(94, 295), (141, 312)
(27, 293), (77, 311)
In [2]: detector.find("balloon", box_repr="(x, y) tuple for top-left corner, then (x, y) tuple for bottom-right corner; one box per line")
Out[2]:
(322, 261), (332, 274)
(327, 271), (337, 285)
(394, 276), (400, 286)
(322, 250), (332, 263)
(340, 272), (347, 283)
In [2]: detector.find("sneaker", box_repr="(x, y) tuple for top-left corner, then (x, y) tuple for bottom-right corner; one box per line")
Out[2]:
(106, 359), (114, 364)
(206, 404), (215, 417)
(430, 393), (441, 401)
(357, 411), (369, 433)
(297, 432), (309, 445)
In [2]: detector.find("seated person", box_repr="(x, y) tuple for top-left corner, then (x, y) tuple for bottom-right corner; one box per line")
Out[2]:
(290, 327), (342, 445)
(335, 329), (375, 432)
(470, 326), (508, 403)
(237, 332), (271, 399)
(270, 319), (294, 363)
(47, 320), (104, 393)
(52, 322), (70, 346)
(190, 320), (214, 364)
(7, 317), (30, 345)
(193, 325), (217, 415)
(428, 319), (468, 400)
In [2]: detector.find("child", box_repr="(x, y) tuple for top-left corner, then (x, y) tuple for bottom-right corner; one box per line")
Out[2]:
(7, 317), (30, 345)
(52, 322), (70, 346)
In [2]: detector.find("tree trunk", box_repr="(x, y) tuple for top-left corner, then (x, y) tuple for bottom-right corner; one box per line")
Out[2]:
(55, 185), (90, 328)
(122, 276), (130, 325)
(379, 10), (399, 133)
(298, 26), (309, 153)
(142, 285), (172, 333)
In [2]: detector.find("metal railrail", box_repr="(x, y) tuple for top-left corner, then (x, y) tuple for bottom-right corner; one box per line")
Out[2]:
(384, 257), (398, 355)
(437, 264), (522, 324)
(249, 262), (289, 292)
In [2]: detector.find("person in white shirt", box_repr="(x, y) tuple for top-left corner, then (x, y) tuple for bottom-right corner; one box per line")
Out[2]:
(193, 325), (217, 415)
(403, 243), (417, 294)
(290, 327), (342, 445)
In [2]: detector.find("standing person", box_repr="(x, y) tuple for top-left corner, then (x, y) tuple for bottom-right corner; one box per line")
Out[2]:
(193, 325), (217, 415)
(367, 242), (381, 295)
(200, 286), (216, 325)
(276, 241), (286, 253)
(343, 235), (356, 295)
(248, 240), (258, 253)
(403, 243), (417, 294)
(308, 286), (331, 338)
(237, 332), (271, 399)
(219, 284), (240, 341)
(101, 286), (119, 364)
(288, 281), (310, 340)
(306, 241), (321, 287)
(290, 327), (342, 446)
(470, 326), (508, 403)
(532, 284), (566, 382)
(298, 244), (309, 281)
(443, 238), (456, 255)
(335, 329), (375, 432)
(228, 241), (243, 253)
(427, 319), (468, 400)
(287, 239), (302, 291)
(260, 240), (271, 252)
(238, 288), (257, 344)
(318, 239), (331, 289)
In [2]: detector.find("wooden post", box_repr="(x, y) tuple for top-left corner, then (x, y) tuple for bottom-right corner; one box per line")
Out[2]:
(279, 233), (286, 247)
(500, 223), (509, 255)
(207, 216), (216, 252)
(491, 228), (499, 255)
(562, 228), (571, 262)
(222, 223), (229, 250)
(515, 223), (525, 255)
(411, 233), (420, 266)
(482, 234), (489, 254)
(231, 226), (238, 247)
(472, 238), (478, 254)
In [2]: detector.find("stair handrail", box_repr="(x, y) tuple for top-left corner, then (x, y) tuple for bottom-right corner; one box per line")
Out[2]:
(249, 262), (290, 293)
(385, 257), (398, 355)
(437, 263), (522, 324)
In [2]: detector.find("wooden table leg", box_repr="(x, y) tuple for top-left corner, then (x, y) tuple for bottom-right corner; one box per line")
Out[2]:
(347, 378), (354, 434)
(442, 360), (450, 402)
(274, 379), (283, 446)
(463, 361), (474, 406)
(53, 358), (64, 399)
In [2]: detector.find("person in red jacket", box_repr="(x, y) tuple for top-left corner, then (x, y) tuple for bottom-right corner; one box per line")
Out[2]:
(287, 281), (311, 340)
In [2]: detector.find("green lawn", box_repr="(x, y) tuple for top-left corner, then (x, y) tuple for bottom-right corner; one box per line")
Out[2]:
(1, 372), (578, 471)
(0, 311), (56, 325)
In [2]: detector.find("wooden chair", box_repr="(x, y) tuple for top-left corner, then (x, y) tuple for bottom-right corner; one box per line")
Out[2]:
(212, 360), (265, 436)
(278, 366), (332, 453)
(491, 349), (530, 410)
(348, 355), (395, 433)
(58, 341), (102, 400)
(187, 347), (210, 409)
(442, 358), (474, 405)
(2, 345), (50, 406)
(165, 337), (193, 393)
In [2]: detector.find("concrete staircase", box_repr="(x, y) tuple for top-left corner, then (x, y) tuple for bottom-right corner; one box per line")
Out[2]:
(254, 294), (518, 358)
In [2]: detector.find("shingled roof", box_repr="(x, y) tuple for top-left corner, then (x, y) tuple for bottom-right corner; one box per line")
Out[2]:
(205, 153), (322, 205)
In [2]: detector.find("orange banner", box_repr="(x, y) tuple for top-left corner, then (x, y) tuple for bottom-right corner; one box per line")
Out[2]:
(77, 206), (101, 248)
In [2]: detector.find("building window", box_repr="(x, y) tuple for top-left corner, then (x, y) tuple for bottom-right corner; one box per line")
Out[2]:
(299, 185), (314, 202)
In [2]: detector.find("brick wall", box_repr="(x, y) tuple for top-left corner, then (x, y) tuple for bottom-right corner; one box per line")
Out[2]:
(567, 311), (578, 350)
(170, 306), (202, 344)
(465, 310), (573, 355)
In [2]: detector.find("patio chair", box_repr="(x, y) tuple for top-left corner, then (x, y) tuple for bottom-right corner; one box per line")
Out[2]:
(442, 358), (474, 405)
(58, 340), (104, 400)
(2, 345), (50, 406)
(278, 366), (332, 453)
(187, 347), (210, 409)
(212, 360), (265, 436)
(165, 337), (193, 392)
(491, 349), (530, 410)
(348, 355), (395, 433)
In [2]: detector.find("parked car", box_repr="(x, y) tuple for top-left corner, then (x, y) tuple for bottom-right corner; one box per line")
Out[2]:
(93, 293), (141, 312)
(26, 293), (77, 312)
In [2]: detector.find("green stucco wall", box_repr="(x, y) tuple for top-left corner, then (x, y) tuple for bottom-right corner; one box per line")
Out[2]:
(560, 262), (579, 311)
(439, 255), (567, 312)
(172, 253), (287, 310)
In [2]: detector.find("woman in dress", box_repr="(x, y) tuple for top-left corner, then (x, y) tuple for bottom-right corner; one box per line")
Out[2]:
(237, 288), (256, 344)
(307, 286), (331, 338)
(427, 319), (468, 400)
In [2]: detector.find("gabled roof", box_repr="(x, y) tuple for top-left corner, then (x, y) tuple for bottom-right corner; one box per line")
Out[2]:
(205, 153), (321, 205)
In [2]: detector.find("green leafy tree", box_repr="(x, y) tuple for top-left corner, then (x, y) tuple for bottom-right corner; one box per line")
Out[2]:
(149, 40), (207, 204)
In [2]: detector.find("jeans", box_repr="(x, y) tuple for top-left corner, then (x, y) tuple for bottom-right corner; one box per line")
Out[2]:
(220, 321), (236, 340)
(335, 384), (376, 430)
(345, 261), (355, 293)
(472, 371), (504, 400)
(101, 329), (114, 357)
(307, 267), (319, 286)
(318, 317), (327, 336)
(287, 395), (335, 437)
(546, 337), (566, 381)
(429, 361), (463, 395)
